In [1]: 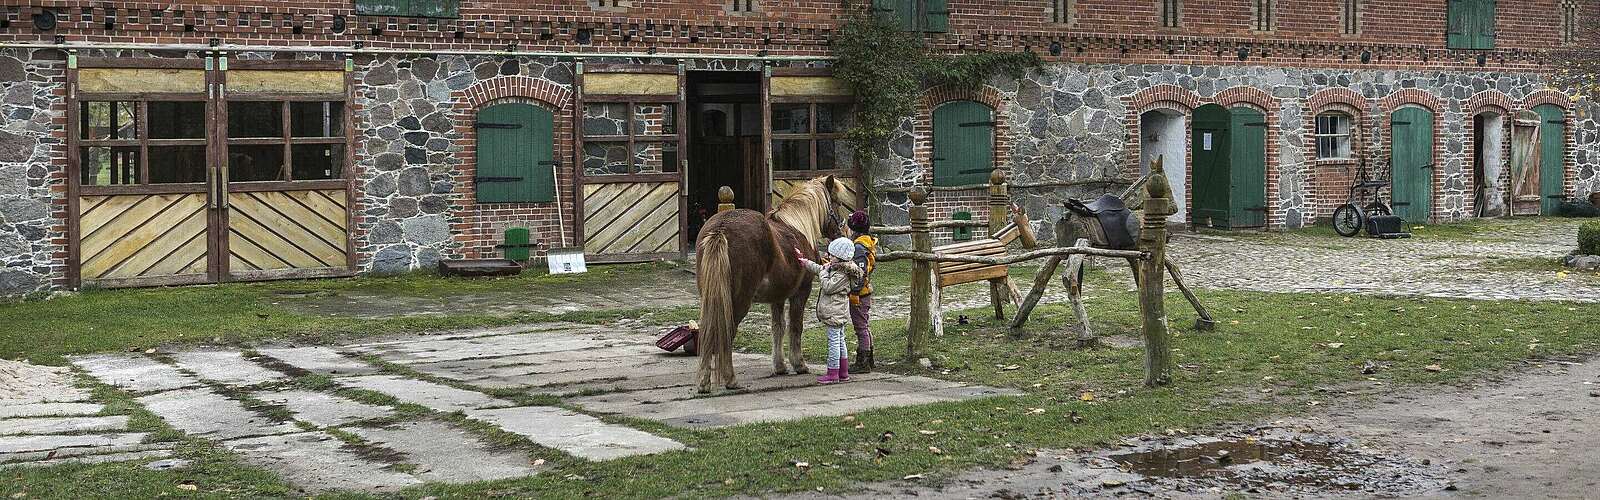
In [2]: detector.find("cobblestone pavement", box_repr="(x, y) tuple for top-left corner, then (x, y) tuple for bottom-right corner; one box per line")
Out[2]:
(1168, 218), (1598, 302)
(1, 323), (1013, 494)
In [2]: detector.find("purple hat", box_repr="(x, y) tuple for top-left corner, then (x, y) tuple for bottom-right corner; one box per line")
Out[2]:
(847, 210), (869, 233)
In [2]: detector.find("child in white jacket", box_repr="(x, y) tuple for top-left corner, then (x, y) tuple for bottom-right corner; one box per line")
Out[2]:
(794, 237), (863, 384)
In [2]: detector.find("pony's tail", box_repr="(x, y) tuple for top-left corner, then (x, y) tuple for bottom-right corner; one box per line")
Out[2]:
(696, 231), (733, 383)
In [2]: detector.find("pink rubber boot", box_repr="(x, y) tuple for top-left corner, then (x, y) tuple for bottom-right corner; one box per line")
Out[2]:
(838, 358), (850, 381)
(816, 367), (841, 384)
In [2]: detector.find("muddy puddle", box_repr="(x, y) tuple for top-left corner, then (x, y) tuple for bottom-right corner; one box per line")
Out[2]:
(1072, 427), (1452, 497)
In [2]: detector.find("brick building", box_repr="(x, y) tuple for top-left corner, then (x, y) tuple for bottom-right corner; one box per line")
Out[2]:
(0, 0), (1595, 295)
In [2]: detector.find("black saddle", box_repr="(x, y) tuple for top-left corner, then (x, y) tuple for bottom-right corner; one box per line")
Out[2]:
(1065, 194), (1136, 250)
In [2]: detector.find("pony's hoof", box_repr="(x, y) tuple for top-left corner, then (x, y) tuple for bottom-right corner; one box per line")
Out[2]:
(697, 385), (713, 394)
(792, 365), (811, 374)
(725, 382), (743, 390)
(772, 369), (789, 377)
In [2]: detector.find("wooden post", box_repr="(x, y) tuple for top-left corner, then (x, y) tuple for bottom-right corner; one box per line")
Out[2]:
(988, 170), (1009, 320)
(717, 186), (736, 213)
(1139, 156), (1175, 387)
(907, 188), (933, 360)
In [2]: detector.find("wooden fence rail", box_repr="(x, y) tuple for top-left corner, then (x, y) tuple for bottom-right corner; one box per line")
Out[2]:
(877, 246), (1146, 264)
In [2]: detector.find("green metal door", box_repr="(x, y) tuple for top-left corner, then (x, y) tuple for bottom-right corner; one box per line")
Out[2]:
(476, 103), (555, 203)
(1229, 107), (1268, 228)
(932, 101), (994, 187)
(1534, 104), (1566, 214)
(1191, 104), (1231, 227)
(1390, 107), (1435, 223)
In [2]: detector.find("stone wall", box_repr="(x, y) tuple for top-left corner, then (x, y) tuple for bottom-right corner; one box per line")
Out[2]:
(0, 49), (65, 296)
(866, 62), (1597, 245)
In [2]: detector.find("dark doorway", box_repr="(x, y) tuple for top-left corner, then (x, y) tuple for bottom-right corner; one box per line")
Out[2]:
(686, 71), (763, 238)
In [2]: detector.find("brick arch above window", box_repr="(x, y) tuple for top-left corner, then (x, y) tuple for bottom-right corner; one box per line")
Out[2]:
(1465, 89), (1516, 116)
(915, 83), (1011, 182)
(1128, 84), (1201, 113)
(1378, 89), (1443, 114)
(1214, 86), (1277, 112)
(457, 75), (574, 113)
(1308, 87), (1367, 113)
(1524, 89), (1573, 110)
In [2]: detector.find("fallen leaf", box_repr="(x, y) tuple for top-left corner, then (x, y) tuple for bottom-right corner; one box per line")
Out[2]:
(1079, 392), (1095, 402)
(842, 415), (856, 423)
(904, 474), (925, 480)
(724, 478), (735, 485)
(918, 430), (939, 435)
(1327, 342), (1345, 349)
(1425, 364), (1444, 372)
(1027, 408), (1046, 415)
(1002, 364), (1021, 371)
(928, 446), (943, 455)
(532, 458), (546, 466)
(929, 419), (944, 425)
(794, 461), (811, 469)
(11, 493), (27, 499)
(176, 485), (197, 492)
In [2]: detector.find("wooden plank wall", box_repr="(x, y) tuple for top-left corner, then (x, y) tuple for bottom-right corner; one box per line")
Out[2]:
(227, 190), (349, 271)
(78, 193), (209, 280)
(582, 182), (680, 255)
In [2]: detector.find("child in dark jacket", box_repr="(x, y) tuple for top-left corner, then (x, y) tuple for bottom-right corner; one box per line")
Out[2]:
(846, 211), (877, 372)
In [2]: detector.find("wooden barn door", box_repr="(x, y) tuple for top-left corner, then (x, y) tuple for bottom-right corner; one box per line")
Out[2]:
(575, 63), (687, 263)
(1229, 107), (1268, 228)
(217, 60), (355, 281)
(1390, 107), (1436, 223)
(69, 59), (217, 288)
(1190, 104), (1230, 227)
(1534, 104), (1566, 214)
(768, 68), (861, 218)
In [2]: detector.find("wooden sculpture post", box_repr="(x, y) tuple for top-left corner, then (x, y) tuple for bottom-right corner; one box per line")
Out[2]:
(1139, 158), (1175, 387)
(717, 186), (736, 213)
(907, 188), (933, 359)
(988, 170), (1010, 320)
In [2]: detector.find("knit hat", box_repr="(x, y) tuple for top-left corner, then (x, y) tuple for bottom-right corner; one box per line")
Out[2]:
(847, 210), (870, 234)
(826, 237), (855, 261)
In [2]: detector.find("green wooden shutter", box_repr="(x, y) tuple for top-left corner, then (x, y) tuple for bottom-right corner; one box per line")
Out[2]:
(932, 101), (994, 187)
(1447, 0), (1495, 49)
(1229, 107), (1268, 228)
(477, 103), (555, 203)
(1535, 104), (1566, 214)
(1190, 105), (1231, 226)
(353, 0), (459, 18)
(1389, 107), (1435, 223)
(872, 0), (917, 30)
(922, 0), (949, 32)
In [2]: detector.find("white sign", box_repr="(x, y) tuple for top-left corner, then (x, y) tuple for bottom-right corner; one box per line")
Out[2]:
(547, 250), (588, 275)
(1202, 133), (1213, 151)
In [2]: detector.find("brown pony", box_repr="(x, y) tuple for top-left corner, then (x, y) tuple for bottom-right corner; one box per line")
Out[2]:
(694, 175), (852, 393)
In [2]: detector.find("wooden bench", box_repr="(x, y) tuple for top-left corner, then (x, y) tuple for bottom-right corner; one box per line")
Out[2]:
(926, 210), (1037, 337)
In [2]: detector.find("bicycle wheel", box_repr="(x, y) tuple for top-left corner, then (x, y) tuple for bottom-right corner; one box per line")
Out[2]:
(1332, 204), (1364, 237)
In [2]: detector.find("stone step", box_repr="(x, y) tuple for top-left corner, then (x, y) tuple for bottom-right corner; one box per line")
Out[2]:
(169, 351), (289, 386)
(0, 402), (106, 419)
(0, 416), (130, 436)
(357, 334), (629, 365)
(337, 375), (513, 413)
(0, 432), (150, 454)
(223, 431), (423, 493)
(137, 388), (300, 440)
(69, 354), (199, 393)
(573, 377), (971, 423)
(465, 406), (685, 461)
(406, 344), (660, 374)
(568, 370), (901, 410)
(347, 420), (540, 483)
(256, 347), (378, 377)
(0, 449), (174, 469)
(663, 385), (1022, 429)
(255, 390), (392, 428)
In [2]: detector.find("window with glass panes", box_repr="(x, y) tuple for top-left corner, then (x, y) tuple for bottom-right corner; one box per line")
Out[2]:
(580, 101), (678, 176)
(225, 100), (346, 182)
(771, 103), (852, 172)
(78, 100), (209, 185)
(1315, 112), (1354, 160)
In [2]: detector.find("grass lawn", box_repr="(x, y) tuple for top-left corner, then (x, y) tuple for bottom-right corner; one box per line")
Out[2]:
(0, 262), (697, 365)
(2, 261), (1597, 498)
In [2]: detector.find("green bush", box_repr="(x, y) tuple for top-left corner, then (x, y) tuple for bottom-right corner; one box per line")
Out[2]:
(1581, 221), (1600, 256)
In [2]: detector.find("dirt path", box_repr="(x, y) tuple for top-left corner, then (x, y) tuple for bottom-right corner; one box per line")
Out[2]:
(805, 356), (1600, 499)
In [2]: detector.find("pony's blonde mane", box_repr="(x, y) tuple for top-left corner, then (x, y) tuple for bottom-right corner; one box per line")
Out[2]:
(770, 178), (832, 242)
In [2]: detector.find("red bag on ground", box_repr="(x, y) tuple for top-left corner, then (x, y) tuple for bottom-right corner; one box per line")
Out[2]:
(656, 322), (698, 355)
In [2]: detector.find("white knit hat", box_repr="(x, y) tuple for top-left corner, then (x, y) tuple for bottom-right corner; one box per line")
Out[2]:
(826, 237), (855, 261)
